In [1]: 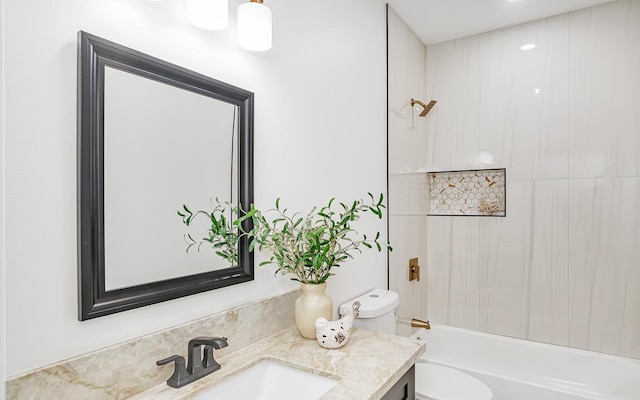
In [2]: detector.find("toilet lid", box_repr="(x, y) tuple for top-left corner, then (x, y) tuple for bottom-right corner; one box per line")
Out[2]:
(415, 363), (493, 400)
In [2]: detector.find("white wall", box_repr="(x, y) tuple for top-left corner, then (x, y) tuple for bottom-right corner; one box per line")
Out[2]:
(422, 0), (640, 358)
(3, 0), (388, 377)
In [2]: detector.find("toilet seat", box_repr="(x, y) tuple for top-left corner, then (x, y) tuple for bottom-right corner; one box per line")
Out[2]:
(415, 363), (493, 400)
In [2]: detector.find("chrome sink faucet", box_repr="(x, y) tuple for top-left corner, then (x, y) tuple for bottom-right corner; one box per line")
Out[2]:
(157, 336), (229, 388)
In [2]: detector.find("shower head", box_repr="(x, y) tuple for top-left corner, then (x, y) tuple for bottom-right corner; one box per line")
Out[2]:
(410, 98), (437, 117)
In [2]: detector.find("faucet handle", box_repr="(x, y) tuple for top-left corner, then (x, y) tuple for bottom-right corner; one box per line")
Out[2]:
(156, 355), (189, 388)
(188, 336), (229, 349)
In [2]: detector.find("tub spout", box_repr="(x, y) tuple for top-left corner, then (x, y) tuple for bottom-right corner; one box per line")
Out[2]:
(397, 317), (431, 330)
(411, 319), (430, 330)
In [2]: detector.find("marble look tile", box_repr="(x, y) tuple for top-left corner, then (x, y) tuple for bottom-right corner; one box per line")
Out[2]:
(445, 217), (481, 330)
(388, 173), (429, 216)
(568, 0), (640, 178)
(387, 6), (431, 338)
(387, 6), (428, 175)
(527, 180), (569, 346)
(426, 36), (481, 172)
(391, 0), (640, 360)
(478, 15), (569, 181)
(6, 291), (299, 400)
(424, 216), (480, 331)
(426, 14), (570, 179)
(425, 216), (453, 325)
(479, 180), (533, 338)
(389, 216), (429, 337)
(621, 238), (640, 360)
(568, 177), (640, 357)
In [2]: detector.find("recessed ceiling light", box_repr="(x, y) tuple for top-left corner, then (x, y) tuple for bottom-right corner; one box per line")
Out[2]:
(534, 88), (541, 94)
(520, 43), (536, 51)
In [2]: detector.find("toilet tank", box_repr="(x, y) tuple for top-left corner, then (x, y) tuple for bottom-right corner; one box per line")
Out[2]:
(339, 288), (399, 335)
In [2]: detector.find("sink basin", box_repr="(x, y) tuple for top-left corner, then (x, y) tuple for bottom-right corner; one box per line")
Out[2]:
(192, 361), (337, 400)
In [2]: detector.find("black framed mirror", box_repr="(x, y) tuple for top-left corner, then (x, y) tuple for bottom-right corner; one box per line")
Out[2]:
(77, 31), (254, 321)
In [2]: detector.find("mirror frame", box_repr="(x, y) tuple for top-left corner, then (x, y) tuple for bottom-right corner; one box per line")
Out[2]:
(77, 31), (254, 321)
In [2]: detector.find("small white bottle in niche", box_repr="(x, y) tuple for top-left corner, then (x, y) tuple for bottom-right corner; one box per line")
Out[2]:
(315, 301), (360, 349)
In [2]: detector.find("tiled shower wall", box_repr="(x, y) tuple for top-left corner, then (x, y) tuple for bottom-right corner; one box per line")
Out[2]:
(389, 0), (640, 358)
(387, 6), (429, 336)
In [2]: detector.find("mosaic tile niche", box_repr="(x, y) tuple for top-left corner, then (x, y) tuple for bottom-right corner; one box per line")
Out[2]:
(428, 168), (506, 216)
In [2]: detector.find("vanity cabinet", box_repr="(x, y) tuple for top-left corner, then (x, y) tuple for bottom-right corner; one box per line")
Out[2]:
(380, 365), (416, 400)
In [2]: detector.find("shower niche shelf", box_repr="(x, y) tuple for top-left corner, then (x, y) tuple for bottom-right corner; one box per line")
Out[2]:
(427, 168), (506, 217)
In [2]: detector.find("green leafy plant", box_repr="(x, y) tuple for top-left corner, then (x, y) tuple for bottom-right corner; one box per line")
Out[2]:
(178, 193), (391, 284)
(178, 198), (250, 266)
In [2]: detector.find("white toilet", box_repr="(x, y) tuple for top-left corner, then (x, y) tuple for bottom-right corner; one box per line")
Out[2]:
(340, 289), (493, 400)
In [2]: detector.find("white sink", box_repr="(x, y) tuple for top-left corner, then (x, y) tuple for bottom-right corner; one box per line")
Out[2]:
(192, 361), (337, 400)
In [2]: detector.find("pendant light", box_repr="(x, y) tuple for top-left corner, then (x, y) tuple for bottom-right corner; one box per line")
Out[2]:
(237, 0), (272, 51)
(187, 0), (229, 30)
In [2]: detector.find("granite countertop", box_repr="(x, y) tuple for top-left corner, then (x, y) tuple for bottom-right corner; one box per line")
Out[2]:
(131, 326), (425, 400)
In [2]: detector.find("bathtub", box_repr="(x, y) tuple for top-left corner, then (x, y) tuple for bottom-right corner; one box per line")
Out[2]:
(410, 324), (640, 400)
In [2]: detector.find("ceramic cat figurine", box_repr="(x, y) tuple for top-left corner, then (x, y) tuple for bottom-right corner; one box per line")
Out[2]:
(315, 301), (361, 349)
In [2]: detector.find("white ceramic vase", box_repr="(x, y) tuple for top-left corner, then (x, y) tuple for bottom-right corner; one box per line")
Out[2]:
(295, 283), (333, 339)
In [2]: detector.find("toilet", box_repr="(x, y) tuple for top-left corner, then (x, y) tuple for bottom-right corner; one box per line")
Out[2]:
(340, 289), (494, 400)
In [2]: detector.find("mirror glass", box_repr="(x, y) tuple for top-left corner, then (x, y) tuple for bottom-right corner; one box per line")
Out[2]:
(103, 67), (236, 290)
(78, 32), (254, 320)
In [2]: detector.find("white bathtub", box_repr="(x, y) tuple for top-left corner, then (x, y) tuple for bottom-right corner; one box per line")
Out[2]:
(410, 324), (640, 400)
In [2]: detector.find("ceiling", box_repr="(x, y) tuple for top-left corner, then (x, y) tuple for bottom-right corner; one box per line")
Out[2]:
(386, 0), (615, 45)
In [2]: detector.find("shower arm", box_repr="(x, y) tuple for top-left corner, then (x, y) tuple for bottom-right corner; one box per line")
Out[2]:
(410, 98), (428, 108)
(410, 98), (437, 117)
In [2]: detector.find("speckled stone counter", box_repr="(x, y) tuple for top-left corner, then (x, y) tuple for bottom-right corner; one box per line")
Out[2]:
(6, 290), (424, 400)
(131, 326), (425, 400)
(6, 291), (300, 400)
